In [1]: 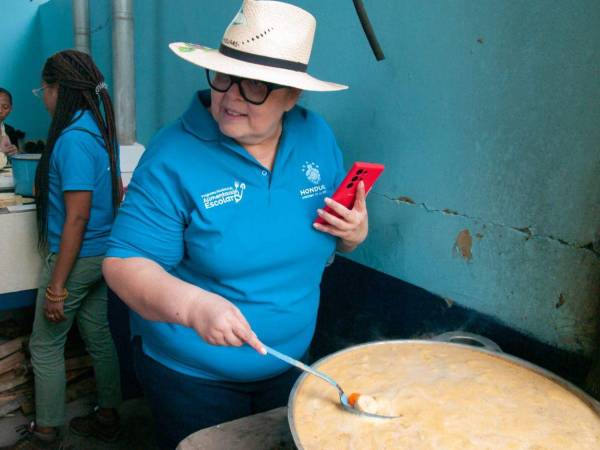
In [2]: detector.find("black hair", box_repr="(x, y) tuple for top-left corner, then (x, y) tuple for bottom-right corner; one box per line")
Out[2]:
(34, 50), (121, 250)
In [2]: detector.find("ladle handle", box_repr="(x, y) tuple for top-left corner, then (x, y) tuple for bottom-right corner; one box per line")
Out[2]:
(264, 345), (341, 391)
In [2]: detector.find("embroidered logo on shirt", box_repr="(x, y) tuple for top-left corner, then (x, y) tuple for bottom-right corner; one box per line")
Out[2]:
(299, 162), (326, 200)
(201, 181), (246, 209)
(302, 162), (321, 185)
(299, 184), (327, 200)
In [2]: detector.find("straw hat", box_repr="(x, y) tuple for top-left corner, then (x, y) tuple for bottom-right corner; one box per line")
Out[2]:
(169, 0), (348, 92)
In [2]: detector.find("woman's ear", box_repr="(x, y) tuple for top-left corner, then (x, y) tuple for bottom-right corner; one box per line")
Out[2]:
(285, 88), (302, 112)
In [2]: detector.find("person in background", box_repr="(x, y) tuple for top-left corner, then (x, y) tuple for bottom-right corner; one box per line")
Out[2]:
(103, 1), (369, 449)
(1, 50), (122, 450)
(0, 87), (24, 155)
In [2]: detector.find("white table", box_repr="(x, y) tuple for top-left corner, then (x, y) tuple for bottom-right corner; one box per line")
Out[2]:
(0, 208), (41, 309)
(0, 143), (146, 310)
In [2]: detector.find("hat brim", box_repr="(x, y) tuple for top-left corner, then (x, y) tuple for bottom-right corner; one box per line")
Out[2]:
(169, 42), (348, 92)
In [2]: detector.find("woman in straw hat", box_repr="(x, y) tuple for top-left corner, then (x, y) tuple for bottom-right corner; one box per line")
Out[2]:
(104, 1), (369, 448)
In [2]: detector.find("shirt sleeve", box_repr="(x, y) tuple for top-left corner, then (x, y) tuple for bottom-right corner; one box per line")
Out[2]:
(53, 132), (96, 191)
(106, 136), (188, 271)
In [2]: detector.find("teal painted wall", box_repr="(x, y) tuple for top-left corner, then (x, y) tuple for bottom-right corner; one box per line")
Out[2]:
(1, 0), (50, 140)
(38, 0), (76, 79)
(7, 1), (600, 354)
(1, 0), (110, 140)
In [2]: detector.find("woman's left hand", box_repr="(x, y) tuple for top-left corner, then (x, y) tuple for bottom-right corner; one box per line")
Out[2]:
(44, 294), (67, 323)
(313, 181), (369, 252)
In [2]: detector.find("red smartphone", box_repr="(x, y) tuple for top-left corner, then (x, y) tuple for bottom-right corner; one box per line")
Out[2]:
(314, 162), (385, 225)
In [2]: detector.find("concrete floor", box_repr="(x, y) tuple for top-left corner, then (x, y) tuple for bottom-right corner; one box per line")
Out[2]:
(0, 395), (158, 450)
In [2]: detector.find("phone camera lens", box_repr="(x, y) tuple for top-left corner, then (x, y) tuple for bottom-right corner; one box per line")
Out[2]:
(356, 169), (364, 175)
(346, 183), (354, 189)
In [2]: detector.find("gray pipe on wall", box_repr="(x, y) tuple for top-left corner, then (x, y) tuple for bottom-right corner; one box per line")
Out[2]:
(72, 0), (90, 54)
(112, 0), (136, 145)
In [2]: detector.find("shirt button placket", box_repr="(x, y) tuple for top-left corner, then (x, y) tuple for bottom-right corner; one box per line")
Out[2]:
(261, 168), (272, 194)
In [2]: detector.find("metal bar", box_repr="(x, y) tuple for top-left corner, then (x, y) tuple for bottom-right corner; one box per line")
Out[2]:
(264, 345), (340, 390)
(112, 0), (136, 145)
(72, 0), (90, 54)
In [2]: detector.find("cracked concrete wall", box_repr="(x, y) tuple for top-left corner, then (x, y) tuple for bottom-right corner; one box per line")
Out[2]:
(299, 0), (600, 355)
(0, 0), (68, 140)
(80, 0), (600, 354)
(357, 196), (600, 355)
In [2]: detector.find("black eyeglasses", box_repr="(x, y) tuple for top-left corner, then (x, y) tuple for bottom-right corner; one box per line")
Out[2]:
(206, 69), (286, 105)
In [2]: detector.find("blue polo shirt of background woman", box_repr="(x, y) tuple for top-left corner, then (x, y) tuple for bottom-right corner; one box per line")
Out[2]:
(47, 110), (117, 257)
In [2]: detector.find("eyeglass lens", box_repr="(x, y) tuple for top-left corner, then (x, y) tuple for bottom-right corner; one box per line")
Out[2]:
(207, 70), (270, 105)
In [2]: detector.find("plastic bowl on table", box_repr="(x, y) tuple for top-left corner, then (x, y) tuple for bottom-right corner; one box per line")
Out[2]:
(11, 153), (41, 197)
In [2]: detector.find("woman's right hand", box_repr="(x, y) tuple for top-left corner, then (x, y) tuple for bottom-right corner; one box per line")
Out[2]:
(188, 294), (266, 355)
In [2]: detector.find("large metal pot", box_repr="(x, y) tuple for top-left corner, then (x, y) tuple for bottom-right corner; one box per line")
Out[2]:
(288, 334), (600, 450)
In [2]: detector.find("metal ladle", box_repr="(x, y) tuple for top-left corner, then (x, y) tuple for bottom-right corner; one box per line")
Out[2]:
(264, 345), (399, 419)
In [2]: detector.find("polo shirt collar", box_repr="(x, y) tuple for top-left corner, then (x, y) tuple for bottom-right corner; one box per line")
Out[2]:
(272, 107), (301, 172)
(181, 90), (302, 172)
(63, 109), (102, 138)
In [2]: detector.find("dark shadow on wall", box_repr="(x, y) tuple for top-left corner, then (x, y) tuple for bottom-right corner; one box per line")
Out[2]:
(313, 255), (591, 387)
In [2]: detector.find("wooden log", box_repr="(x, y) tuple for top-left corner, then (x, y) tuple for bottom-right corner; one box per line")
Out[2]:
(66, 376), (96, 403)
(0, 393), (19, 406)
(0, 396), (25, 417)
(65, 355), (93, 372)
(3, 381), (33, 398)
(0, 369), (30, 392)
(0, 337), (27, 360)
(66, 368), (92, 383)
(20, 397), (34, 415)
(0, 351), (26, 376)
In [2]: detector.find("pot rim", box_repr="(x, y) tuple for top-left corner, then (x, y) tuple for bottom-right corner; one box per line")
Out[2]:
(287, 339), (600, 450)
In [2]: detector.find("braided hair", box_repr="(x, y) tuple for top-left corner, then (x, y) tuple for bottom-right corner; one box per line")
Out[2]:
(34, 50), (121, 250)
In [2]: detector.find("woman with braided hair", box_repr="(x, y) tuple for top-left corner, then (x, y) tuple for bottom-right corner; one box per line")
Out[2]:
(2, 50), (122, 450)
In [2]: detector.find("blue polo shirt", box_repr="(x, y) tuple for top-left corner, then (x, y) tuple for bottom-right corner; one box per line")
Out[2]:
(106, 90), (345, 382)
(48, 110), (117, 257)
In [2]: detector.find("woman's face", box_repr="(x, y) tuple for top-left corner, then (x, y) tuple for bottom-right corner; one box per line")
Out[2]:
(42, 82), (59, 116)
(0, 94), (12, 123)
(210, 81), (300, 148)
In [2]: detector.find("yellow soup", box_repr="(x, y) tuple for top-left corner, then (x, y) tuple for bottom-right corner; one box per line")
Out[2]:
(292, 342), (600, 450)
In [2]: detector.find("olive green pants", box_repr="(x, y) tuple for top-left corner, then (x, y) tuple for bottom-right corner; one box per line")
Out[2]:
(29, 253), (121, 427)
